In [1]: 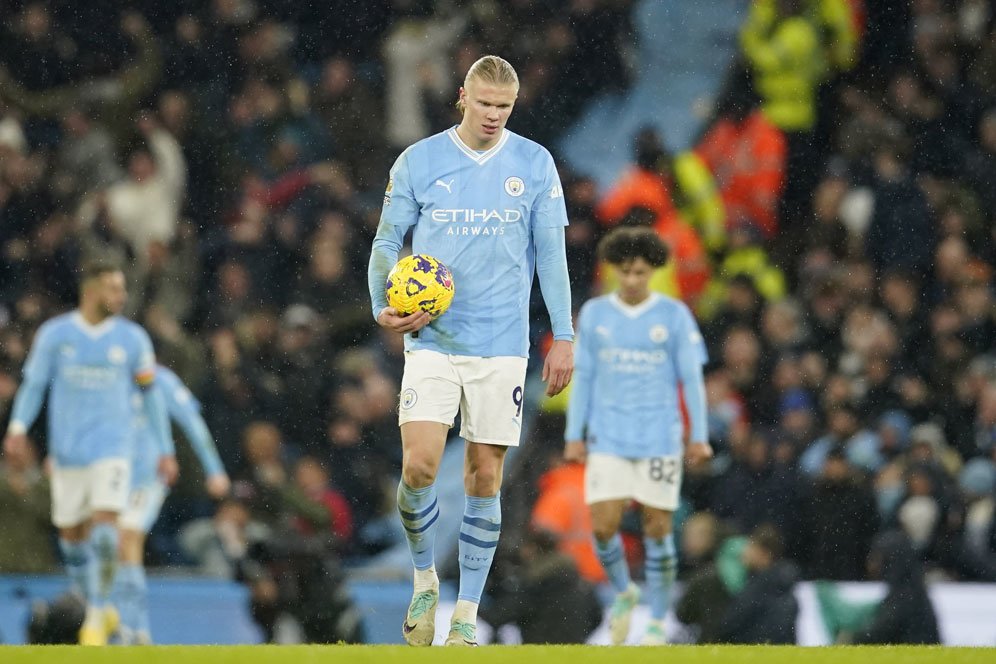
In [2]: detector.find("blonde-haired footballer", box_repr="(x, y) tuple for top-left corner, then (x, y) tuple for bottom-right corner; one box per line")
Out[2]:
(368, 55), (574, 646)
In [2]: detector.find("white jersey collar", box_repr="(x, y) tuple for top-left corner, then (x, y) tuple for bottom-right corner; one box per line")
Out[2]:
(71, 311), (118, 339)
(447, 126), (509, 165)
(610, 292), (660, 319)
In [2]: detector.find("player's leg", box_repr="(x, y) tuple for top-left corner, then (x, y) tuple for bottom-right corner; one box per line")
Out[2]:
(640, 507), (676, 645)
(634, 454), (682, 645)
(585, 453), (642, 645)
(590, 499), (631, 592)
(590, 498), (640, 645)
(398, 421), (449, 643)
(52, 466), (95, 596)
(445, 355), (525, 646)
(445, 441), (507, 646)
(85, 458), (130, 642)
(396, 350), (462, 646)
(116, 481), (167, 644)
(117, 528), (148, 644)
(51, 464), (104, 644)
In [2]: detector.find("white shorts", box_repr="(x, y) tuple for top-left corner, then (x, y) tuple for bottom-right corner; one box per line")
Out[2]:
(119, 480), (169, 533)
(51, 457), (131, 528)
(584, 453), (683, 511)
(399, 350), (529, 446)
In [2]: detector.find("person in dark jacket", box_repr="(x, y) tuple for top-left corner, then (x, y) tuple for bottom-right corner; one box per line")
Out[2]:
(851, 530), (940, 644)
(480, 528), (603, 644)
(864, 140), (936, 277)
(715, 524), (799, 644)
(798, 447), (879, 579)
(675, 535), (746, 643)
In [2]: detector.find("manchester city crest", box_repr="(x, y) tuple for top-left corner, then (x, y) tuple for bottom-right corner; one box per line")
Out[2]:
(504, 176), (525, 197)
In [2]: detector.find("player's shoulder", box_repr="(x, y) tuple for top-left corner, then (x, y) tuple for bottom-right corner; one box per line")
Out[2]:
(579, 294), (614, 319)
(33, 312), (80, 343)
(405, 129), (453, 157)
(114, 317), (153, 343)
(39, 312), (75, 333)
(504, 129), (554, 161)
(391, 131), (454, 177)
(582, 293), (615, 309)
(156, 364), (184, 390)
(651, 293), (695, 317)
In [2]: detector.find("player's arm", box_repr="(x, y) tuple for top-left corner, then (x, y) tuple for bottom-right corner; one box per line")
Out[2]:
(168, 386), (229, 498)
(533, 154), (574, 396)
(133, 332), (178, 485)
(564, 306), (594, 462)
(675, 305), (712, 467)
(140, 379), (178, 486)
(4, 324), (57, 461)
(367, 148), (430, 333)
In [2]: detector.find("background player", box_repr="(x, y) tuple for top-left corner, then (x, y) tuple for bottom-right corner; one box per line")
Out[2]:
(564, 227), (713, 645)
(115, 363), (230, 644)
(2, 261), (177, 645)
(367, 55), (574, 646)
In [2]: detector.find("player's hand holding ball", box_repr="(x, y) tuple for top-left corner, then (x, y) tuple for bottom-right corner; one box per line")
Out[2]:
(380, 254), (455, 334)
(377, 306), (431, 334)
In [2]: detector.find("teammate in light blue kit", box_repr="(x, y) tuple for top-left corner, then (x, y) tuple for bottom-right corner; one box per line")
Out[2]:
(116, 364), (230, 644)
(2, 262), (177, 645)
(367, 55), (574, 646)
(564, 227), (713, 645)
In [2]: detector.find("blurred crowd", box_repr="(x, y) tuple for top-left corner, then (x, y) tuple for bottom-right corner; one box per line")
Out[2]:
(2, 0), (996, 644)
(513, 0), (996, 635)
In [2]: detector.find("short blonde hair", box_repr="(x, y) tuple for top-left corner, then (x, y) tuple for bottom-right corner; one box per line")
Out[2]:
(457, 55), (519, 114)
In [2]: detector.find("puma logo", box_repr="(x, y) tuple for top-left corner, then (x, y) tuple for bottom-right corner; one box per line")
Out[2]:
(434, 179), (454, 193)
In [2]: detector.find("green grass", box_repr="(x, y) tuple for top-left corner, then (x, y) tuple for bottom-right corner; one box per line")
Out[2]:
(0, 645), (991, 663)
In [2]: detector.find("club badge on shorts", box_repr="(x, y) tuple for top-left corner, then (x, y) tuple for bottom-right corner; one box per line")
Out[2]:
(400, 388), (418, 410)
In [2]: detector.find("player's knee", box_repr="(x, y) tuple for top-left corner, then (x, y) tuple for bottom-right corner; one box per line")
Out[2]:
(591, 524), (619, 543)
(644, 523), (671, 540)
(642, 514), (673, 540)
(464, 466), (500, 496)
(402, 458), (437, 489)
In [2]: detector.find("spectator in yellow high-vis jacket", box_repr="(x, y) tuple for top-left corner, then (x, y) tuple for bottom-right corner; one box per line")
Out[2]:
(808, 0), (859, 74)
(740, 0), (823, 133)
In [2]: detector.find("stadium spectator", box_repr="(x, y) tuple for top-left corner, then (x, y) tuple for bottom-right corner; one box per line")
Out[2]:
(797, 447), (879, 580)
(530, 454), (606, 584)
(0, 437), (54, 573)
(678, 511), (729, 579)
(674, 534), (745, 644)
(849, 530), (941, 644)
(695, 92), (787, 239)
(595, 128), (717, 299)
(179, 498), (270, 580)
(290, 456), (354, 553)
(714, 523), (799, 644)
(480, 528), (602, 644)
(740, 0), (823, 229)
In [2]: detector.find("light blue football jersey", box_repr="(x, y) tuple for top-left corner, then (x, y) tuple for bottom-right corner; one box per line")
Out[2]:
(565, 293), (709, 458)
(131, 365), (224, 487)
(13, 312), (157, 467)
(372, 127), (571, 357)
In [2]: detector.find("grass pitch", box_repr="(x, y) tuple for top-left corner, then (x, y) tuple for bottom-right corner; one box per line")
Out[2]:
(0, 645), (990, 663)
